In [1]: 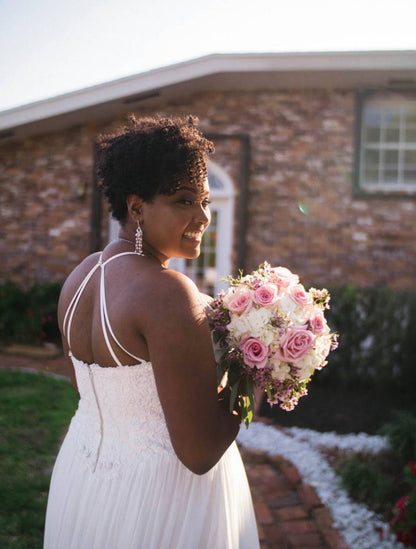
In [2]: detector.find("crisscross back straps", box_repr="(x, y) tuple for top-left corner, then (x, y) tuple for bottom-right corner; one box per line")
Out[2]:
(63, 252), (144, 365)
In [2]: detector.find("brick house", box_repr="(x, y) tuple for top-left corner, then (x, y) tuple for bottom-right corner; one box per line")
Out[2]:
(1, 51), (416, 294)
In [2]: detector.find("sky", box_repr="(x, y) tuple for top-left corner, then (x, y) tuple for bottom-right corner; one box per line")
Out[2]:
(1, 0), (415, 112)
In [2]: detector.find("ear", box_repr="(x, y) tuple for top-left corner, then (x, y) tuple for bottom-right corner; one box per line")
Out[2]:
(126, 194), (144, 222)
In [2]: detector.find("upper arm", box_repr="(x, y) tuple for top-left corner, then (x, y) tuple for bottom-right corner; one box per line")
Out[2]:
(140, 271), (238, 472)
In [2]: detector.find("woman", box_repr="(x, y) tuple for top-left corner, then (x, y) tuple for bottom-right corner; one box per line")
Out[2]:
(44, 115), (259, 548)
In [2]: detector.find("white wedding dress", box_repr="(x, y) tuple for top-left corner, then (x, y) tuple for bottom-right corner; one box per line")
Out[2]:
(44, 252), (259, 549)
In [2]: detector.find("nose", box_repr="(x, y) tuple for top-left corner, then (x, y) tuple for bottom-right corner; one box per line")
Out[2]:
(194, 203), (211, 226)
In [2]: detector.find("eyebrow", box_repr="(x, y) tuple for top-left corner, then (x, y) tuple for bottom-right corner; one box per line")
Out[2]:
(177, 185), (210, 196)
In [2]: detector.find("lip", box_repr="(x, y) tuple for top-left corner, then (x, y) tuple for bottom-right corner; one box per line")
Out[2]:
(183, 231), (203, 243)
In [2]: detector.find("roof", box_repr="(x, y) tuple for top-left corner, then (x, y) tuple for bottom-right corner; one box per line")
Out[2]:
(1, 51), (416, 141)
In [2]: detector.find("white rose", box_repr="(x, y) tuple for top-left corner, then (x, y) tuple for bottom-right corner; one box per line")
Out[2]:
(259, 325), (275, 346)
(226, 314), (251, 341)
(270, 359), (291, 381)
(278, 295), (298, 315)
(244, 307), (272, 335)
(296, 364), (314, 382)
(296, 350), (322, 380)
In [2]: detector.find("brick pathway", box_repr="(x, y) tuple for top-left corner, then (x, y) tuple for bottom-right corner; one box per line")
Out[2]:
(1, 349), (350, 549)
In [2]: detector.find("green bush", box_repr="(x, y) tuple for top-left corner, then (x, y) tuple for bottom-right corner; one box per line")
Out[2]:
(380, 412), (416, 464)
(0, 281), (62, 345)
(321, 285), (416, 394)
(338, 450), (405, 515)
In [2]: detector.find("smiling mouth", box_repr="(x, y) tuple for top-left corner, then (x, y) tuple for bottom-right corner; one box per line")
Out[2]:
(183, 231), (203, 242)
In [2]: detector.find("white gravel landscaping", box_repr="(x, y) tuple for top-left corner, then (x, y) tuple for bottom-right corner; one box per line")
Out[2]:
(237, 422), (405, 549)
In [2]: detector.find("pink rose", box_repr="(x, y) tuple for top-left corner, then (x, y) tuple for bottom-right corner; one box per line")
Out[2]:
(253, 283), (278, 306)
(275, 327), (316, 363)
(240, 336), (269, 368)
(308, 312), (329, 335)
(289, 284), (313, 307)
(227, 288), (253, 315)
(272, 267), (299, 288)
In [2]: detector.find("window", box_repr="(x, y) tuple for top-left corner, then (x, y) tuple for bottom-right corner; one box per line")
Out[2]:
(357, 91), (416, 194)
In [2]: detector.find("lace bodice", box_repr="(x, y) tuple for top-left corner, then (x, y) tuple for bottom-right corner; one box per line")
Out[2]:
(67, 354), (174, 479)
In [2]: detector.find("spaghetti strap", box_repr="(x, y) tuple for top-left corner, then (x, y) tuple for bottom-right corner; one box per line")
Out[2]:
(63, 252), (144, 365)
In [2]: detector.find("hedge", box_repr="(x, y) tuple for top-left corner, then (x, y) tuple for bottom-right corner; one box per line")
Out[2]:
(0, 282), (62, 345)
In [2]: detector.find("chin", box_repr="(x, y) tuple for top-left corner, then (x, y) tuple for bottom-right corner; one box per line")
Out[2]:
(182, 246), (201, 260)
(185, 250), (201, 259)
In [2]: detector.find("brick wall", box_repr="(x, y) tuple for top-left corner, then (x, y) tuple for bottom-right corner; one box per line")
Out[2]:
(1, 88), (415, 289)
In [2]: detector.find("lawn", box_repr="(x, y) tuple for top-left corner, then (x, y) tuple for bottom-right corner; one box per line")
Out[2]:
(0, 370), (78, 548)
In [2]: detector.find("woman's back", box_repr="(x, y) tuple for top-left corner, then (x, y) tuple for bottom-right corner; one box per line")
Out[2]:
(58, 247), (163, 373)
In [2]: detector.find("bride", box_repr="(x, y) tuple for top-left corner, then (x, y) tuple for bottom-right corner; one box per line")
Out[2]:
(43, 115), (259, 548)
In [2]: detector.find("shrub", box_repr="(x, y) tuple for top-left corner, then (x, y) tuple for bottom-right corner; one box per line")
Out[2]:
(380, 412), (416, 464)
(320, 285), (416, 395)
(338, 450), (404, 515)
(0, 281), (62, 345)
(390, 462), (416, 547)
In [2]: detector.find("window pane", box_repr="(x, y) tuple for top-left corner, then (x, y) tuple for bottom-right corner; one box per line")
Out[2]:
(365, 128), (380, 143)
(403, 170), (416, 183)
(208, 172), (224, 190)
(405, 128), (416, 143)
(404, 149), (416, 165)
(364, 107), (381, 127)
(405, 111), (416, 126)
(364, 149), (380, 164)
(385, 128), (400, 143)
(382, 168), (399, 183)
(364, 169), (379, 183)
(383, 109), (401, 128)
(384, 149), (399, 164)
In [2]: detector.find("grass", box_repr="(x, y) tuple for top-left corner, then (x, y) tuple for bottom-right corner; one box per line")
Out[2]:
(0, 370), (78, 549)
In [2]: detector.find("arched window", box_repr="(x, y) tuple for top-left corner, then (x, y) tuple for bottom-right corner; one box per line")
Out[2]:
(108, 161), (235, 296)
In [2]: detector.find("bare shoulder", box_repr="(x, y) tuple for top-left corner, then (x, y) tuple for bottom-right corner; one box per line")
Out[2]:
(140, 268), (205, 323)
(58, 253), (102, 322)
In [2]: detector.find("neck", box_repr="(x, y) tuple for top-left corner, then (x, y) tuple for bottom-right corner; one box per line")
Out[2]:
(116, 237), (168, 269)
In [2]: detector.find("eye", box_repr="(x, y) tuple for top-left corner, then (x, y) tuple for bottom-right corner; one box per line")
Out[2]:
(202, 199), (211, 208)
(178, 198), (194, 206)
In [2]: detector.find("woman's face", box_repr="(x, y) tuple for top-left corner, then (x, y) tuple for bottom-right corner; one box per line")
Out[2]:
(140, 178), (211, 267)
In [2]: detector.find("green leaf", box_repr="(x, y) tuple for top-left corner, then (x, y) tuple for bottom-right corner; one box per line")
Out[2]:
(216, 363), (227, 384)
(229, 381), (240, 414)
(213, 331), (223, 344)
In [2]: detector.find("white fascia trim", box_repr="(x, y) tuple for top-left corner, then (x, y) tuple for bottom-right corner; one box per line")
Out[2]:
(1, 50), (416, 131)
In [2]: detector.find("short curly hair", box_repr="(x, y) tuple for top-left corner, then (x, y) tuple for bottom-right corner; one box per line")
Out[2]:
(96, 114), (214, 221)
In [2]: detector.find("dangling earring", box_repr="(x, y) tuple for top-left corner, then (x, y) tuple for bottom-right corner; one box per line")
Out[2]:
(135, 220), (145, 256)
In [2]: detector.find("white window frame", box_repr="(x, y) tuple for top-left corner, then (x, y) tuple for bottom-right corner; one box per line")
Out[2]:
(358, 92), (416, 194)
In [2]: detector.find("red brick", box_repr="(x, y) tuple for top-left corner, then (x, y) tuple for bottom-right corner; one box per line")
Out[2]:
(297, 484), (322, 510)
(280, 519), (318, 535)
(321, 529), (351, 549)
(275, 505), (308, 521)
(269, 492), (301, 509)
(312, 507), (334, 530)
(287, 532), (326, 547)
(262, 525), (292, 549)
(281, 463), (302, 486)
(254, 501), (275, 525)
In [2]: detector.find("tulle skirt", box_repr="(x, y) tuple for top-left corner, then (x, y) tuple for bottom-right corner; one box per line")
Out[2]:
(44, 439), (259, 549)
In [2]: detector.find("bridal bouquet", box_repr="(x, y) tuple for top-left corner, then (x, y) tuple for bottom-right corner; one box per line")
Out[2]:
(208, 262), (338, 426)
